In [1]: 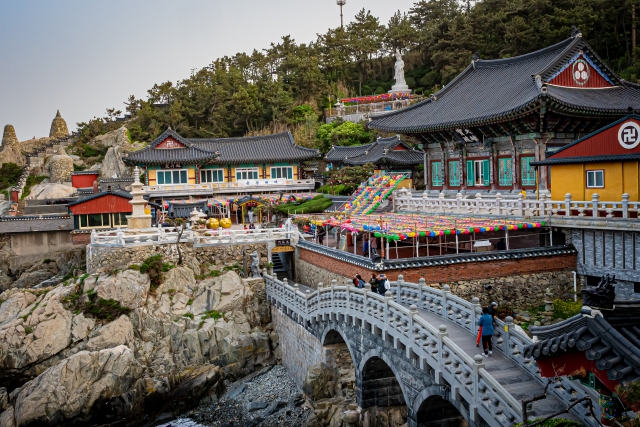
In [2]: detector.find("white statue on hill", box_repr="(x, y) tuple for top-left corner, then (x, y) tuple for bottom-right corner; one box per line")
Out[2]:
(391, 49), (412, 94)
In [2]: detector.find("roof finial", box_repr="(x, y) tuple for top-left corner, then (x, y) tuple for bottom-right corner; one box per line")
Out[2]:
(472, 51), (479, 62)
(571, 25), (582, 38)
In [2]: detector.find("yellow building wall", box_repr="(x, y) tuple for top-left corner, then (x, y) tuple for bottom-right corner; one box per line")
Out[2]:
(188, 167), (196, 184)
(147, 169), (157, 185)
(550, 162), (640, 201)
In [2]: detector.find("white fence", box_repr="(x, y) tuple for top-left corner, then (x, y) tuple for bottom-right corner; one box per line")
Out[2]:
(395, 190), (640, 220)
(89, 225), (299, 248)
(266, 273), (599, 427)
(143, 179), (316, 195)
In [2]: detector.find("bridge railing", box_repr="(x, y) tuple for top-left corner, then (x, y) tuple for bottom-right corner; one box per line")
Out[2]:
(395, 190), (640, 220)
(266, 273), (525, 427)
(266, 273), (599, 427)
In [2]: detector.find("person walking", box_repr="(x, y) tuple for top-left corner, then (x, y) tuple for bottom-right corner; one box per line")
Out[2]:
(488, 301), (498, 318)
(478, 307), (494, 357)
(362, 238), (369, 257)
(369, 273), (378, 294)
(377, 274), (389, 295)
(496, 238), (506, 251)
(369, 235), (378, 256)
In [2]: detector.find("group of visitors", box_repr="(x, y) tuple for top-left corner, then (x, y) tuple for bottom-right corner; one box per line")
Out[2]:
(477, 301), (498, 357)
(352, 273), (390, 295)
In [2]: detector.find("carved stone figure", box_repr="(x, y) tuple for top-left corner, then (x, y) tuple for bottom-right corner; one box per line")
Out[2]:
(582, 274), (617, 309)
(394, 49), (407, 88)
(250, 251), (261, 278)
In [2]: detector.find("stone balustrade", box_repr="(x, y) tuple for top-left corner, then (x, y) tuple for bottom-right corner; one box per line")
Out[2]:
(266, 272), (600, 427)
(395, 190), (640, 220)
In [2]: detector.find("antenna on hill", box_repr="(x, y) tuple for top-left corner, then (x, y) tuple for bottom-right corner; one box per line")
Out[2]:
(337, 0), (346, 28)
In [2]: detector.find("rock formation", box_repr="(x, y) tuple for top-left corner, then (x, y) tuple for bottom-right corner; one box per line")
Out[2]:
(24, 182), (77, 200)
(0, 125), (25, 167)
(49, 110), (69, 139)
(100, 145), (132, 178)
(93, 126), (129, 147)
(0, 265), (277, 427)
(47, 154), (74, 183)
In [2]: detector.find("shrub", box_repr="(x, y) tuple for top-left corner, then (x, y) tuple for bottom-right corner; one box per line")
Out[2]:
(24, 326), (33, 334)
(276, 196), (334, 215)
(0, 162), (22, 191)
(139, 254), (165, 290)
(553, 299), (582, 319)
(514, 419), (582, 427)
(62, 286), (131, 322)
(201, 310), (223, 321)
(128, 264), (140, 270)
(183, 312), (194, 320)
(318, 184), (355, 195)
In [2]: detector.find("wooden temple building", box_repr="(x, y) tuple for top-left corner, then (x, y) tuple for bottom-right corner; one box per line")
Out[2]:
(368, 30), (640, 194)
(325, 135), (424, 189)
(122, 129), (320, 203)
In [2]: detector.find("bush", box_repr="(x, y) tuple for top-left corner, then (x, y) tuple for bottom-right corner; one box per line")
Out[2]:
(62, 288), (131, 322)
(318, 184), (355, 195)
(0, 163), (22, 191)
(139, 254), (165, 290)
(276, 196), (334, 215)
(80, 143), (108, 159)
(513, 419), (582, 427)
(201, 310), (223, 321)
(553, 299), (582, 319)
(183, 312), (194, 320)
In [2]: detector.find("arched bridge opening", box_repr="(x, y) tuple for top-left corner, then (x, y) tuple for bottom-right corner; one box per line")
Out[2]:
(321, 329), (356, 401)
(359, 356), (408, 426)
(417, 395), (468, 427)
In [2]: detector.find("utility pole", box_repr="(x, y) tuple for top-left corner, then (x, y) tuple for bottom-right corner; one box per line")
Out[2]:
(337, 0), (346, 28)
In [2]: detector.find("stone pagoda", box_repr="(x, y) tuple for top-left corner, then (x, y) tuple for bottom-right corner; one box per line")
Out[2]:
(49, 110), (69, 139)
(127, 167), (152, 229)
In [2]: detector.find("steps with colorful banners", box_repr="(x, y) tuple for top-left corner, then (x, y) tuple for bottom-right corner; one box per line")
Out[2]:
(340, 174), (406, 216)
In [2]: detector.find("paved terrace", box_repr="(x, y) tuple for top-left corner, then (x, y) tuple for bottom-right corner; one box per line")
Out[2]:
(267, 273), (599, 427)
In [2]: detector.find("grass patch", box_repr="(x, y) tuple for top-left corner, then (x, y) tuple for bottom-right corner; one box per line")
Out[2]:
(139, 254), (166, 291)
(514, 419), (582, 427)
(183, 312), (194, 320)
(201, 310), (223, 321)
(276, 195), (333, 215)
(24, 326), (33, 334)
(20, 175), (47, 201)
(62, 287), (131, 322)
(553, 299), (582, 319)
(128, 264), (140, 271)
(187, 298), (193, 306)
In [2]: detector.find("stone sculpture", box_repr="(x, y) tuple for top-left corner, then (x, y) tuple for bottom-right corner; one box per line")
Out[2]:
(582, 274), (617, 309)
(390, 49), (411, 94)
(250, 251), (261, 278)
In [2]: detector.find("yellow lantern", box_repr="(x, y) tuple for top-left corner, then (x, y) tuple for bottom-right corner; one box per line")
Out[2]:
(206, 218), (220, 229)
(219, 218), (232, 229)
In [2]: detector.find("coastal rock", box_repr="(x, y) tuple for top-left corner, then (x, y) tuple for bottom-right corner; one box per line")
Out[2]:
(94, 269), (150, 309)
(0, 292), (37, 324)
(303, 363), (336, 401)
(13, 345), (142, 426)
(158, 267), (197, 295)
(85, 315), (134, 351)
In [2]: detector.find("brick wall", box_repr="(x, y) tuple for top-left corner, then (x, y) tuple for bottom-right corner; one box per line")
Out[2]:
(72, 233), (91, 246)
(298, 247), (575, 283)
(297, 247), (577, 308)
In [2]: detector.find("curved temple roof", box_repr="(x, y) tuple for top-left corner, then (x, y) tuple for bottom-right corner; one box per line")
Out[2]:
(124, 129), (319, 166)
(325, 136), (424, 166)
(368, 36), (640, 133)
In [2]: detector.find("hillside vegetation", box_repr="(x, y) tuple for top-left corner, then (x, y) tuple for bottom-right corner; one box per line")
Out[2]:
(77, 0), (640, 154)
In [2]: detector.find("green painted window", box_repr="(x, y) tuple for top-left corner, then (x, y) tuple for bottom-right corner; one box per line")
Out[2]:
(449, 161), (461, 187)
(498, 158), (513, 186)
(431, 162), (443, 186)
(157, 170), (188, 185)
(466, 159), (490, 186)
(270, 166), (293, 179)
(521, 157), (536, 186)
(236, 168), (259, 181)
(200, 169), (224, 183)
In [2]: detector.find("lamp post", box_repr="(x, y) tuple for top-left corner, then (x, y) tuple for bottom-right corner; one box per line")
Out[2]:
(337, 0), (346, 28)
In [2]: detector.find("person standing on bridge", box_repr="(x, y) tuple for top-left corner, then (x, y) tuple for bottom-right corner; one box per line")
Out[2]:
(369, 273), (378, 293)
(478, 307), (494, 357)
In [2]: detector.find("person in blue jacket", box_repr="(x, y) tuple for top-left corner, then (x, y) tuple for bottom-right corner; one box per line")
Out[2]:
(478, 307), (494, 357)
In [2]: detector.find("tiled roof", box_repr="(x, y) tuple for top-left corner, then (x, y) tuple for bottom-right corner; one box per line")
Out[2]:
(368, 36), (640, 133)
(124, 130), (319, 165)
(0, 216), (73, 233)
(67, 190), (132, 207)
(325, 136), (424, 166)
(523, 303), (640, 384)
(189, 132), (319, 164)
(123, 128), (220, 166)
(532, 153), (640, 166)
(71, 171), (99, 176)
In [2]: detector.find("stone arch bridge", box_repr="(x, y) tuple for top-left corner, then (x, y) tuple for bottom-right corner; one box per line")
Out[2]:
(266, 273), (600, 427)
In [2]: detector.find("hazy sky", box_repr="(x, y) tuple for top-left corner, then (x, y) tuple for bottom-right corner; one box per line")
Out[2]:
(0, 0), (418, 140)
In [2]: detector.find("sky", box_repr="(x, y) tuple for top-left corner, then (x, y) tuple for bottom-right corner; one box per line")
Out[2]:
(0, 0), (418, 141)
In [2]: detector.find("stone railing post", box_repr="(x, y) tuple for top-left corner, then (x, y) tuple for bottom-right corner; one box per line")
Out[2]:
(475, 193), (482, 215)
(517, 193), (524, 217)
(364, 282), (371, 317)
(504, 316), (514, 358)
(384, 290), (393, 342)
(471, 297), (481, 333)
(564, 193), (572, 217)
(495, 193), (502, 216)
(90, 229), (96, 244)
(456, 192), (462, 214)
(442, 284), (450, 319)
(437, 325), (448, 376)
(472, 354), (485, 403)
(439, 192), (445, 213)
(418, 278), (425, 310)
(305, 290), (311, 314)
(539, 193), (547, 217)
(396, 274), (404, 303)
(622, 193), (630, 219)
(408, 304), (417, 358)
(331, 279), (336, 319)
(591, 193), (600, 218)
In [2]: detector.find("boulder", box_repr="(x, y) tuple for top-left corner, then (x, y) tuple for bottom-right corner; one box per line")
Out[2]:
(94, 270), (150, 309)
(100, 145), (131, 179)
(303, 363), (337, 401)
(13, 345), (142, 426)
(11, 270), (56, 290)
(85, 315), (134, 351)
(25, 183), (77, 200)
(47, 154), (74, 183)
(92, 126), (129, 148)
